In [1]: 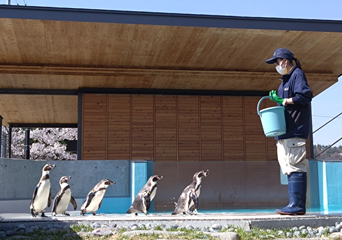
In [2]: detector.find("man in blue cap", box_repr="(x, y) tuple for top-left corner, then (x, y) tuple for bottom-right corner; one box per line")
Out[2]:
(266, 48), (312, 215)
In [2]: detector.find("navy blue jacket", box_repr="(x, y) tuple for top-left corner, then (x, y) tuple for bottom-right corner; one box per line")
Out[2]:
(275, 66), (312, 140)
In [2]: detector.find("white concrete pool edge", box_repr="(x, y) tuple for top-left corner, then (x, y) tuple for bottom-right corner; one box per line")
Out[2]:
(2, 211), (342, 230)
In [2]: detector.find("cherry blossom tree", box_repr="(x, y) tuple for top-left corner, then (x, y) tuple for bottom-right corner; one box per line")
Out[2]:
(2, 127), (77, 160)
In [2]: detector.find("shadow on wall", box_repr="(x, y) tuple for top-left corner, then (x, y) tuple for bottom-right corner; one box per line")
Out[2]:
(0, 158), (135, 214)
(0, 158), (289, 213)
(154, 161), (288, 211)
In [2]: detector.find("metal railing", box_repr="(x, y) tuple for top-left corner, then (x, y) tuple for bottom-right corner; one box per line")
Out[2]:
(313, 111), (342, 158)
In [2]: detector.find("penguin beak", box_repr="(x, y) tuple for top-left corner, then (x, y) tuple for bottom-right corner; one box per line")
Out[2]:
(203, 170), (209, 177)
(158, 176), (163, 180)
(68, 176), (72, 180)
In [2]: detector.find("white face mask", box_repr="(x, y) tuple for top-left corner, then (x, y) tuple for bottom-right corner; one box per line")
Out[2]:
(275, 60), (288, 75)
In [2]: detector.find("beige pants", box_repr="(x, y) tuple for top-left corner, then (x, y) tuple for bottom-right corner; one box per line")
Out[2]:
(277, 138), (307, 175)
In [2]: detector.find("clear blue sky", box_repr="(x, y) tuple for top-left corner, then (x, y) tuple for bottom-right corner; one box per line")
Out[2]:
(2, 0), (342, 146)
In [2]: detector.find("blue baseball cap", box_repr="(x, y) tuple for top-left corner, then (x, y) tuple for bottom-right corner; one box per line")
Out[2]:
(266, 48), (294, 64)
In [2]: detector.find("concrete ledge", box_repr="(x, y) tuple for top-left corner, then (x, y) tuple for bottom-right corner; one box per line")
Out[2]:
(249, 215), (342, 229)
(2, 212), (342, 230)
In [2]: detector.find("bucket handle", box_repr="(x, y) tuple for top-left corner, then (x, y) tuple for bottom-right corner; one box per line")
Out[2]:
(257, 96), (271, 116)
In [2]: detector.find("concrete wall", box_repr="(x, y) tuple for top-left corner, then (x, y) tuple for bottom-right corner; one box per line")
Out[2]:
(0, 158), (130, 199)
(5, 158), (334, 214)
(0, 158), (153, 214)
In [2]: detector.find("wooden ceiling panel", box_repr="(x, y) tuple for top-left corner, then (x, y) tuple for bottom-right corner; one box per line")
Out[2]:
(13, 19), (49, 64)
(0, 95), (77, 125)
(0, 18), (341, 76)
(0, 15), (340, 125)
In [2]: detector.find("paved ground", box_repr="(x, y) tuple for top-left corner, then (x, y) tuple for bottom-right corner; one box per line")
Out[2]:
(1, 211), (342, 230)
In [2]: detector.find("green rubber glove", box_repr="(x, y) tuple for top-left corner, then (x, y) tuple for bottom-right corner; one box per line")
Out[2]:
(269, 90), (284, 105)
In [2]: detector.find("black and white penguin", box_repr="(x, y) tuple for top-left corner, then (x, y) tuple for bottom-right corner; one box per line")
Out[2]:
(51, 176), (77, 216)
(80, 179), (115, 216)
(172, 169), (209, 215)
(127, 175), (163, 215)
(30, 163), (56, 217)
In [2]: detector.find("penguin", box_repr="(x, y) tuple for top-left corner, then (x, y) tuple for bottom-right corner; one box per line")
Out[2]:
(30, 163), (56, 217)
(80, 179), (115, 215)
(127, 175), (163, 215)
(51, 176), (77, 216)
(172, 169), (209, 215)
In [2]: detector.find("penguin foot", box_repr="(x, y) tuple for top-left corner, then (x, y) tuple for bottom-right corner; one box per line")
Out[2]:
(41, 212), (47, 217)
(80, 209), (85, 216)
(186, 210), (195, 215)
(64, 212), (70, 216)
(30, 209), (36, 217)
(135, 213), (138, 216)
(92, 212), (96, 216)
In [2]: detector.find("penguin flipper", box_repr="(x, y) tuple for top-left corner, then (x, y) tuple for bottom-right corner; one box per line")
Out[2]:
(30, 183), (40, 207)
(52, 193), (61, 213)
(48, 189), (52, 207)
(70, 195), (77, 210)
(190, 192), (199, 211)
(144, 194), (151, 212)
(98, 199), (103, 210)
(84, 191), (95, 209)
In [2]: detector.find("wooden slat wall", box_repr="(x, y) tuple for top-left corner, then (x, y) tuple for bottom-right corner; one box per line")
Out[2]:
(82, 95), (107, 160)
(107, 95), (131, 160)
(82, 94), (305, 162)
(178, 96), (200, 162)
(155, 95), (177, 162)
(201, 96), (222, 161)
(223, 97), (244, 161)
(245, 97), (266, 161)
(131, 95), (154, 160)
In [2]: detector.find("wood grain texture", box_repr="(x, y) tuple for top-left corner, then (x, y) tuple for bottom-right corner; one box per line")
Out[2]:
(0, 19), (341, 75)
(0, 18), (338, 125)
(81, 94), (290, 162)
(82, 94), (107, 160)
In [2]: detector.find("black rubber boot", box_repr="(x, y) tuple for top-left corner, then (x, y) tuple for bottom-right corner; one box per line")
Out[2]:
(275, 172), (307, 215)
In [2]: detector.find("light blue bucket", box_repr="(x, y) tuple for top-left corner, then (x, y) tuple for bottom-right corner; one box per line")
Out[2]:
(257, 96), (286, 137)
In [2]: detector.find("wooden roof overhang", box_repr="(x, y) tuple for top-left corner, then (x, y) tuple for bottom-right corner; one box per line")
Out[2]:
(0, 5), (341, 125)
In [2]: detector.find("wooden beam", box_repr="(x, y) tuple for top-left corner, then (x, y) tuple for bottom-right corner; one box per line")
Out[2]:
(0, 65), (337, 81)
